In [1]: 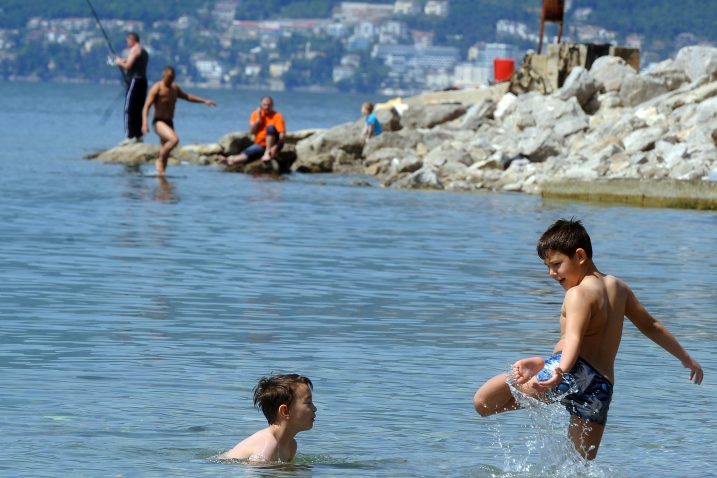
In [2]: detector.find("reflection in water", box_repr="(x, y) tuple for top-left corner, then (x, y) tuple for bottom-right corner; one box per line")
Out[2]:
(120, 164), (178, 203)
(154, 175), (177, 203)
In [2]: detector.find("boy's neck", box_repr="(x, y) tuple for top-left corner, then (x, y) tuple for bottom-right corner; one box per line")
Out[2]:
(269, 422), (297, 444)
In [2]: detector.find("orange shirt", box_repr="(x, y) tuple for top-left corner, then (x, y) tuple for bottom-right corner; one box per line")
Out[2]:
(250, 110), (286, 146)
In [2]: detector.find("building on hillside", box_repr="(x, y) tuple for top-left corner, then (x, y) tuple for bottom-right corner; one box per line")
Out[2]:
(333, 2), (395, 23)
(453, 62), (491, 88)
(393, 0), (421, 16)
(412, 30), (434, 47)
(424, 0), (449, 17)
(192, 55), (223, 83)
(213, 0), (238, 25)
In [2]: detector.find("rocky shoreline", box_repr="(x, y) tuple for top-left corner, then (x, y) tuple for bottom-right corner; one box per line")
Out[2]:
(86, 45), (717, 210)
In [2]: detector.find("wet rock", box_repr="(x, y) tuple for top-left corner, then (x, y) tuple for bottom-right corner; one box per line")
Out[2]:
(85, 143), (159, 164)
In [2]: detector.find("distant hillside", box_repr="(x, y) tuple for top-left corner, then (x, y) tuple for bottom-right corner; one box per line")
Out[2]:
(2, 0), (715, 51)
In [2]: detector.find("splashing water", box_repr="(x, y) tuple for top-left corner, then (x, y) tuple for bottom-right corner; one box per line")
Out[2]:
(482, 371), (624, 478)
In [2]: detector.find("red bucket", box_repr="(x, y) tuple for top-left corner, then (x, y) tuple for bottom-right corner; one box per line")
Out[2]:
(493, 58), (515, 82)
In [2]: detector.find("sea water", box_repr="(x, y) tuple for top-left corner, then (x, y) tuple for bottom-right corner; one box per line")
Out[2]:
(0, 81), (716, 477)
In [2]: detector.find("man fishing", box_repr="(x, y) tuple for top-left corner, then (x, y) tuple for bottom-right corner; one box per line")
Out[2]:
(115, 32), (149, 145)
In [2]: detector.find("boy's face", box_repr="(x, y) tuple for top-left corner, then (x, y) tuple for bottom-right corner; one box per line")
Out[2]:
(542, 249), (586, 290)
(289, 383), (316, 431)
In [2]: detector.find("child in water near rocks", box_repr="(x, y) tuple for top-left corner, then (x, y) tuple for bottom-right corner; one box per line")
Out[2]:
(473, 218), (703, 460)
(220, 374), (316, 463)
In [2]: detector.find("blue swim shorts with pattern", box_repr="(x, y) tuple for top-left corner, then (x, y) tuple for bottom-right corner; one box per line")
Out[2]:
(540, 352), (614, 425)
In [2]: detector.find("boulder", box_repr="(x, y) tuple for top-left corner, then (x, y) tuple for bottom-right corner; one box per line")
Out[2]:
(494, 92), (518, 119)
(619, 75), (670, 107)
(224, 144), (297, 175)
(674, 46), (717, 82)
(374, 106), (402, 132)
(295, 122), (364, 166)
(400, 103), (468, 129)
(555, 66), (600, 108)
(388, 167), (443, 190)
(589, 56), (637, 93)
(622, 126), (666, 154)
(460, 98), (496, 130)
(285, 129), (320, 144)
(518, 128), (562, 162)
(362, 129), (423, 158)
(218, 132), (253, 155)
(645, 59), (691, 92)
(85, 143), (160, 164)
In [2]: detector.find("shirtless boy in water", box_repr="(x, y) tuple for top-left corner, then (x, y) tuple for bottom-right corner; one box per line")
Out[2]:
(473, 218), (703, 460)
(220, 374), (316, 463)
(141, 66), (216, 175)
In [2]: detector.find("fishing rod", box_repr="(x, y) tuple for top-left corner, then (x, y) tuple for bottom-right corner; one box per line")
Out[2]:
(85, 0), (128, 87)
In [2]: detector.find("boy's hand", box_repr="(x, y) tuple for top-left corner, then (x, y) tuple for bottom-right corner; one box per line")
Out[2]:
(531, 366), (564, 391)
(683, 357), (704, 384)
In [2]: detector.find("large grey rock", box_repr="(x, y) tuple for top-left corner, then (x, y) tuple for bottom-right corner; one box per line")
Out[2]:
(295, 122), (364, 164)
(400, 103), (467, 129)
(622, 126), (666, 154)
(645, 59), (691, 92)
(374, 107), (402, 132)
(86, 143), (160, 164)
(460, 98), (496, 130)
(619, 75), (670, 107)
(388, 167), (443, 189)
(589, 56), (637, 93)
(291, 147), (338, 173)
(674, 46), (717, 82)
(555, 66), (600, 108)
(218, 132), (253, 155)
(494, 93), (518, 119)
(518, 128), (561, 162)
(362, 129), (423, 158)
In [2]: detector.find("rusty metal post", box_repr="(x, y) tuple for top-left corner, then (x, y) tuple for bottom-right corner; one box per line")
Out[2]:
(538, 0), (565, 54)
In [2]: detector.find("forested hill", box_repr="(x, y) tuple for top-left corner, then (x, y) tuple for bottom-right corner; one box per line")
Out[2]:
(2, 0), (716, 49)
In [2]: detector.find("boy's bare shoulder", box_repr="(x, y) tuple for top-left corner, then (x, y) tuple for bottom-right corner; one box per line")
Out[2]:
(220, 427), (277, 461)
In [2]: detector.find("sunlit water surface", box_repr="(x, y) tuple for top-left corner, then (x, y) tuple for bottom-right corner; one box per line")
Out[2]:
(1, 81), (715, 477)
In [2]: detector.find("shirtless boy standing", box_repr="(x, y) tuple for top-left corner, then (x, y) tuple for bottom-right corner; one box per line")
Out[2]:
(220, 374), (316, 463)
(141, 66), (216, 175)
(473, 218), (703, 460)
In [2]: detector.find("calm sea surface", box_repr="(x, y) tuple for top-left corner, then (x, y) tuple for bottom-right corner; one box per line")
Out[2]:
(0, 81), (715, 478)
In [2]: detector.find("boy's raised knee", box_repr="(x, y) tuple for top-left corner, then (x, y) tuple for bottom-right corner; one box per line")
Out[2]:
(473, 393), (492, 417)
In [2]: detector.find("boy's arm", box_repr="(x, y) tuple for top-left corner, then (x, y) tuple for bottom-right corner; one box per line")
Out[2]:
(625, 287), (703, 384)
(534, 288), (591, 390)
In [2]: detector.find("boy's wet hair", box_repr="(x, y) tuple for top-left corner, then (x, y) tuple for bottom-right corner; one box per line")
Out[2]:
(362, 101), (374, 112)
(253, 374), (313, 424)
(127, 31), (140, 42)
(537, 218), (593, 259)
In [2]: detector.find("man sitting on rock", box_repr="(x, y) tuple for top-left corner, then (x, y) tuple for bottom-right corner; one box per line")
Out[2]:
(218, 96), (286, 166)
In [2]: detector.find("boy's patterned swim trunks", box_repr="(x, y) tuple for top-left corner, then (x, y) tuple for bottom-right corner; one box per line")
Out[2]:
(541, 352), (614, 425)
